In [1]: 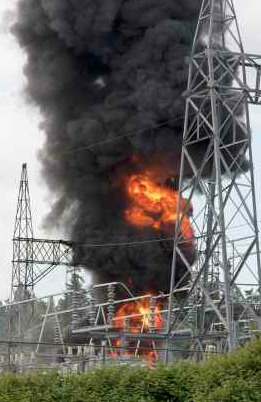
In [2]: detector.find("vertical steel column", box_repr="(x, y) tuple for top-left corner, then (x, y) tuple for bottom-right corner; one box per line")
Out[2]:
(11, 163), (34, 299)
(166, 0), (261, 360)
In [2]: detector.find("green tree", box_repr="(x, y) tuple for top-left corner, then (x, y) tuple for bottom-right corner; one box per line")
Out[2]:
(57, 270), (88, 331)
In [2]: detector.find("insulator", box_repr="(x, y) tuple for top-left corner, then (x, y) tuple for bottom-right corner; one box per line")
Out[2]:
(89, 341), (95, 356)
(244, 320), (251, 337)
(107, 305), (114, 326)
(188, 305), (197, 327)
(205, 344), (216, 355)
(124, 316), (130, 332)
(71, 291), (79, 328)
(149, 297), (156, 330)
(53, 315), (62, 345)
(169, 296), (176, 328)
(107, 284), (115, 303)
(54, 327), (60, 344)
(107, 284), (115, 325)
(83, 345), (91, 356)
(89, 287), (96, 326)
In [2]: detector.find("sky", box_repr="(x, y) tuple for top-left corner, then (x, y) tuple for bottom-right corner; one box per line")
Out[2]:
(0, 0), (260, 301)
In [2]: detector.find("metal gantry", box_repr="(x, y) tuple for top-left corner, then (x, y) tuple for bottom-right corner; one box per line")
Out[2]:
(12, 237), (74, 286)
(10, 164), (80, 352)
(2, 283), (171, 371)
(167, 0), (261, 359)
(11, 164), (76, 299)
(9, 0), (261, 367)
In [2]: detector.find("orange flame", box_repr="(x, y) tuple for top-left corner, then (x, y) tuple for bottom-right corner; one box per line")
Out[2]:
(114, 298), (163, 332)
(125, 172), (194, 240)
(111, 297), (163, 362)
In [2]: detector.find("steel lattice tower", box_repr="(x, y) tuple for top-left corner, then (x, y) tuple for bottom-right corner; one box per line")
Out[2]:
(11, 163), (34, 300)
(11, 164), (75, 302)
(167, 0), (261, 358)
(9, 164), (76, 347)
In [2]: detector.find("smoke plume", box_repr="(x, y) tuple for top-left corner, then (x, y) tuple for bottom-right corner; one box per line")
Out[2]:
(13, 0), (245, 293)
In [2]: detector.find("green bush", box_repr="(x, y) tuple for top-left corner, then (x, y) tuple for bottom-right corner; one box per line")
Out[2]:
(64, 364), (195, 402)
(192, 339), (261, 402)
(0, 372), (65, 402)
(0, 339), (260, 402)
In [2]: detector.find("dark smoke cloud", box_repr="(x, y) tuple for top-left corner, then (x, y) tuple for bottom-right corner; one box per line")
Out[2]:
(13, 0), (244, 293)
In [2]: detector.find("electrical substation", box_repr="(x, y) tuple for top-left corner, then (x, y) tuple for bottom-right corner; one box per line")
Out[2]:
(2, 0), (261, 372)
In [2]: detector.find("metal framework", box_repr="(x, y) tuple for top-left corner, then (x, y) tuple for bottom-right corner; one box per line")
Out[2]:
(9, 164), (79, 351)
(2, 283), (172, 371)
(167, 0), (261, 360)
(11, 163), (34, 300)
(8, 1), (261, 368)
(13, 237), (74, 286)
(11, 164), (75, 299)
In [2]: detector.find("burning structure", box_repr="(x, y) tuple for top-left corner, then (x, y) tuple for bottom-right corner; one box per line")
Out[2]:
(13, 0), (202, 294)
(11, 0), (261, 365)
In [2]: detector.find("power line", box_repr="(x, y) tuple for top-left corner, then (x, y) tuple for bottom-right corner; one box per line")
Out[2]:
(77, 236), (174, 248)
(59, 233), (261, 250)
(56, 116), (185, 157)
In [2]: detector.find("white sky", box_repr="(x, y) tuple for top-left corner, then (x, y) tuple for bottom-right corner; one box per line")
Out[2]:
(0, 0), (260, 300)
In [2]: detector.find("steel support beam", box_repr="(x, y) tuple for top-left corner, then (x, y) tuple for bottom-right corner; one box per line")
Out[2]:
(166, 0), (261, 361)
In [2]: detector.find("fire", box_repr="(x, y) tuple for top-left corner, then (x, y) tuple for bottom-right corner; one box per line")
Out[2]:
(125, 172), (194, 240)
(114, 298), (163, 332)
(109, 171), (194, 363)
(111, 297), (163, 362)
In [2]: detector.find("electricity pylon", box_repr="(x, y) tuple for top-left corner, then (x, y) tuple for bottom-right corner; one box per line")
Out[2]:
(9, 164), (76, 349)
(11, 163), (34, 301)
(167, 0), (261, 359)
(11, 164), (75, 301)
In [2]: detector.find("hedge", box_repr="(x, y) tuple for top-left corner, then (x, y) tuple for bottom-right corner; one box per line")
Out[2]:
(0, 339), (260, 402)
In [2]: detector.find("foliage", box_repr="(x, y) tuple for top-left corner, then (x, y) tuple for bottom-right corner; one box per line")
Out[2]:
(0, 339), (260, 401)
(57, 270), (89, 330)
(191, 338), (261, 402)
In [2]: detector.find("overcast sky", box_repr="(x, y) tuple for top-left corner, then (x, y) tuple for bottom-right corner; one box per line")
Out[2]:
(0, 0), (260, 301)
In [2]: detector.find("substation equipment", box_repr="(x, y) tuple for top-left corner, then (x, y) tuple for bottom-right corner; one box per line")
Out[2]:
(4, 0), (261, 371)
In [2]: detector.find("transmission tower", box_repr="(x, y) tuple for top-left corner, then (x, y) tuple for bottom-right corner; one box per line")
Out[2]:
(9, 164), (79, 351)
(11, 163), (34, 301)
(167, 0), (261, 358)
(11, 164), (76, 301)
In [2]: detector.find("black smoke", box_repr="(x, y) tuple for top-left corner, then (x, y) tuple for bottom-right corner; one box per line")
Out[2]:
(13, 0), (244, 293)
